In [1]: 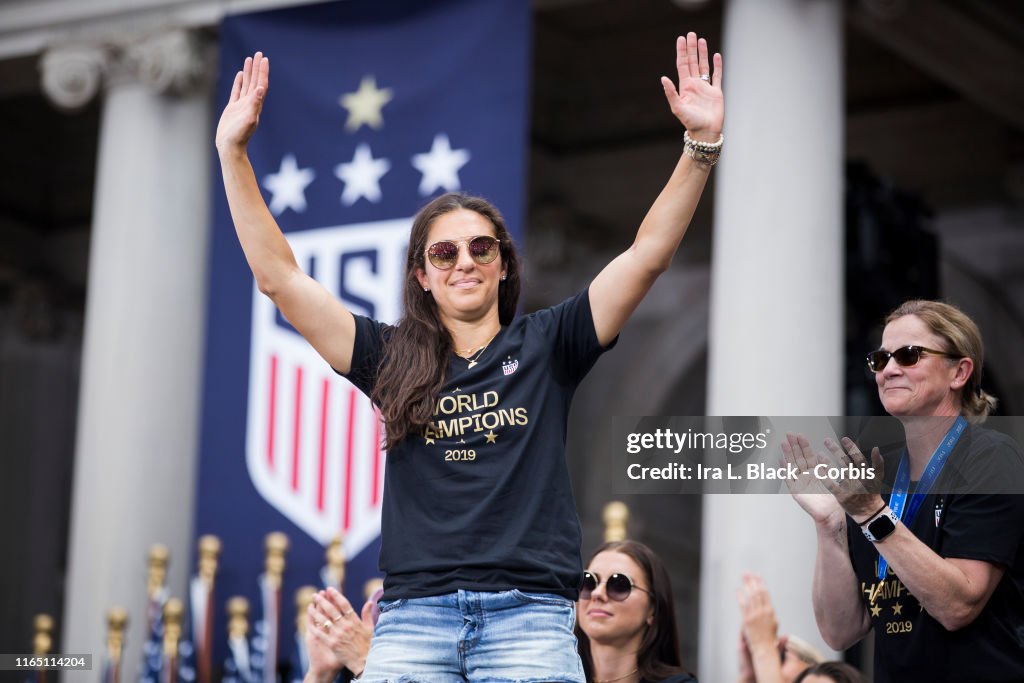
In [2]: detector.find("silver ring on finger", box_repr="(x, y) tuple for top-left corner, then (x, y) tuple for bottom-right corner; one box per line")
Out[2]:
(700, 73), (710, 81)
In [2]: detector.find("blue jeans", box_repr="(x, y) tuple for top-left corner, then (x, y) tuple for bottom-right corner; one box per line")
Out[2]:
(358, 589), (585, 683)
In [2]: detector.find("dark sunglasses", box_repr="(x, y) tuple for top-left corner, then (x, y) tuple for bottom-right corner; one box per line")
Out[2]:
(866, 345), (957, 373)
(425, 235), (500, 270)
(579, 571), (652, 602)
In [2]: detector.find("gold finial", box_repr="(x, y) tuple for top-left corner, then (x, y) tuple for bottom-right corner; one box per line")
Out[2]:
(226, 597), (250, 640)
(33, 614), (54, 656)
(264, 532), (289, 590)
(162, 598), (184, 659)
(602, 501), (629, 542)
(147, 544), (170, 599)
(295, 586), (316, 634)
(325, 536), (346, 589)
(197, 535), (222, 584)
(106, 607), (129, 664)
(363, 578), (384, 601)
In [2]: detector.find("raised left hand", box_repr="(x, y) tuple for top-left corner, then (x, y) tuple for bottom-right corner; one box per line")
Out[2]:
(661, 33), (724, 142)
(820, 436), (886, 521)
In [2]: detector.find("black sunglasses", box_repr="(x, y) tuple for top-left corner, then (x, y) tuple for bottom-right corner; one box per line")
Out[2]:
(426, 235), (500, 270)
(866, 345), (957, 373)
(579, 571), (651, 602)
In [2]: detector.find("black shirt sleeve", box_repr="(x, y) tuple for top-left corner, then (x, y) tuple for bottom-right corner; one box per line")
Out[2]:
(336, 314), (389, 399)
(544, 288), (618, 386)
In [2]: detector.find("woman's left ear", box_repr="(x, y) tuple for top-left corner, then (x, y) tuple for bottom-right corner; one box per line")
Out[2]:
(951, 358), (974, 390)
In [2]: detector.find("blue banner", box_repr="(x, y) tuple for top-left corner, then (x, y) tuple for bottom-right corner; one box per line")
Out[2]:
(195, 0), (530, 674)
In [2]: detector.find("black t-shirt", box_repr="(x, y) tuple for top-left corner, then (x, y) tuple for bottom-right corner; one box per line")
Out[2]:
(344, 289), (612, 600)
(847, 425), (1024, 683)
(641, 675), (697, 683)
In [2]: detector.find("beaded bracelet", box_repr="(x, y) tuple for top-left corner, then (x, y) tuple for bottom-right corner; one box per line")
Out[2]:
(683, 130), (723, 166)
(684, 130), (724, 150)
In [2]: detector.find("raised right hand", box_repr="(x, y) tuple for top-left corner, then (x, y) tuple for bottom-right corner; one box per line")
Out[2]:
(215, 52), (269, 153)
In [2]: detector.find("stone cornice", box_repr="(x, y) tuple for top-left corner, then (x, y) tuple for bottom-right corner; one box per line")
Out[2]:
(40, 27), (212, 109)
(0, 0), (332, 61)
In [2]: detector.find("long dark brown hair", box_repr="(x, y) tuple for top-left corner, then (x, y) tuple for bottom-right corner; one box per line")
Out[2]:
(576, 540), (687, 682)
(372, 193), (522, 449)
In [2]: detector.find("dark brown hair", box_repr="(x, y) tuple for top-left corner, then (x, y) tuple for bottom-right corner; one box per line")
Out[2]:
(576, 540), (687, 682)
(794, 661), (869, 683)
(885, 300), (997, 420)
(372, 193), (522, 449)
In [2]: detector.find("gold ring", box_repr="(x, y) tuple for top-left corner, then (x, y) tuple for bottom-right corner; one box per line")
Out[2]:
(322, 620), (332, 630)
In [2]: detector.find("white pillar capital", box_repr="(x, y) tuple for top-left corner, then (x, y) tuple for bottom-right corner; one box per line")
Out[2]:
(123, 28), (211, 95)
(39, 43), (108, 111)
(40, 27), (211, 111)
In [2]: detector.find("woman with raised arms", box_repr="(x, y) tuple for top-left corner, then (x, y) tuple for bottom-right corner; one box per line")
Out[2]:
(215, 32), (724, 683)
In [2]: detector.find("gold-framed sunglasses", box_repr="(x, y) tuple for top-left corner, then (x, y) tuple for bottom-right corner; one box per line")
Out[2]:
(425, 235), (500, 270)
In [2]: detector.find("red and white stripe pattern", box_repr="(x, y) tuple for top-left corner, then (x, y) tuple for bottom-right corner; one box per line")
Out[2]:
(246, 219), (408, 558)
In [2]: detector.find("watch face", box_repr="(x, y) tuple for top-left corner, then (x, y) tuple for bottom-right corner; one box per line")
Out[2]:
(868, 514), (896, 540)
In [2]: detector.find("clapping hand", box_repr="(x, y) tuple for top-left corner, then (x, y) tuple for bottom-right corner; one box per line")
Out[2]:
(781, 433), (844, 528)
(304, 587), (374, 682)
(820, 436), (885, 521)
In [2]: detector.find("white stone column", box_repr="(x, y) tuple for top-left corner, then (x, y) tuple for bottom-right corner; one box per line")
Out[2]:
(45, 29), (214, 676)
(701, 1), (844, 681)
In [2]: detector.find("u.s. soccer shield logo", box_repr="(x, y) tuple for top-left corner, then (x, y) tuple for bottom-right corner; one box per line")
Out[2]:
(246, 219), (408, 555)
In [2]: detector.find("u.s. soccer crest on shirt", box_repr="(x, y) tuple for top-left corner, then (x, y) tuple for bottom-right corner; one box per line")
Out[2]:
(196, 0), (529, 660)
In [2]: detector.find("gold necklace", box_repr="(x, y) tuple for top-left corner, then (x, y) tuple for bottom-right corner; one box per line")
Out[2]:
(594, 669), (638, 683)
(458, 332), (498, 369)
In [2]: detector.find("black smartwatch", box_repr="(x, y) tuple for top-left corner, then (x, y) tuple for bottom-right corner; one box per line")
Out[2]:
(861, 507), (899, 542)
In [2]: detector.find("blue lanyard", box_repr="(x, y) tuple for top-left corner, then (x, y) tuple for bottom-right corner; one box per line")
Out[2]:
(877, 416), (967, 581)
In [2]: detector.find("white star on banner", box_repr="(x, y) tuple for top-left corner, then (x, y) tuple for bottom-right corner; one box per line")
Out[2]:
(411, 133), (471, 196)
(334, 143), (391, 206)
(338, 75), (393, 132)
(262, 154), (316, 215)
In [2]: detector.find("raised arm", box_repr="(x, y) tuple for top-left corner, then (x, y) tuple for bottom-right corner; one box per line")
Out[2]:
(589, 33), (724, 346)
(215, 53), (357, 373)
(736, 573), (785, 683)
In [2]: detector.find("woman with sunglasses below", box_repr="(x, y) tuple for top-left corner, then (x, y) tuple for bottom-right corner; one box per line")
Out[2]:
(576, 541), (697, 683)
(216, 32), (723, 683)
(783, 301), (1024, 683)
